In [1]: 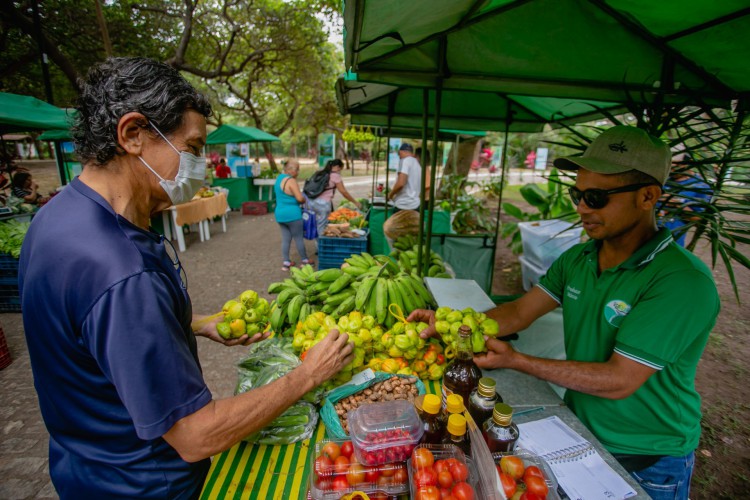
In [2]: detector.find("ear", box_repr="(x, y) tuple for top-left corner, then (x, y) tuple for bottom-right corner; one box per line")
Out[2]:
(640, 185), (662, 210)
(117, 112), (151, 156)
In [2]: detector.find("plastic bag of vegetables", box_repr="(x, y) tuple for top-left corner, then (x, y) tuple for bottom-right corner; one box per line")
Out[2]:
(241, 401), (318, 446)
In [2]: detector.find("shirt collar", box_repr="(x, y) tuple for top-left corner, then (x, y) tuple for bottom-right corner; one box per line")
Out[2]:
(581, 227), (674, 270)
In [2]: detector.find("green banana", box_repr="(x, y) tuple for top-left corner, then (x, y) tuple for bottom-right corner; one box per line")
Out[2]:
(375, 255), (400, 275)
(327, 273), (353, 295)
(375, 278), (388, 324)
(397, 276), (420, 313)
(398, 252), (412, 272)
(428, 264), (442, 277)
(342, 265), (369, 277)
(408, 274), (434, 306)
(277, 287), (302, 306)
(365, 288), (378, 318)
(308, 281), (330, 294)
(355, 276), (377, 310)
(346, 255), (369, 268)
(267, 281), (285, 294)
(361, 252), (377, 266)
(287, 294), (304, 325)
(311, 268), (343, 282)
(298, 302), (310, 323)
(332, 296), (356, 317)
(299, 264), (314, 277)
(270, 305), (286, 332)
(324, 288), (356, 307)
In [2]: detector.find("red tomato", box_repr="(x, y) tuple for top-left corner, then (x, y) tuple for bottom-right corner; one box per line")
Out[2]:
(393, 466), (408, 485)
(523, 465), (545, 481)
(498, 470), (517, 498)
(333, 455), (350, 473)
(322, 441), (341, 461)
(439, 488), (456, 500)
(364, 466), (380, 483)
(314, 455), (333, 477)
(369, 494), (387, 500)
(416, 485), (440, 500)
(414, 467), (438, 488)
(413, 447), (435, 468)
(451, 481), (475, 500)
(340, 440), (354, 459)
(437, 470), (454, 489)
(347, 462), (365, 486)
(519, 493), (543, 500)
(500, 455), (525, 480)
(448, 462), (469, 483)
(332, 475), (349, 491)
(524, 476), (549, 497)
(434, 459), (451, 475)
(314, 476), (332, 491)
(376, 475), (393, 487)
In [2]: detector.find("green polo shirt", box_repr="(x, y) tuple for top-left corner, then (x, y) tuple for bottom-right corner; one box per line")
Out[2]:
(537, 228), (720, 456)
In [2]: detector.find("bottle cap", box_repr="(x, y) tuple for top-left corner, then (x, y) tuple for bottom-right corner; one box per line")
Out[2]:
(445, 394), (464, 414)
(422, 394), (441, 415)
(477, 377), (497, 398)
(457, 325), (472, 337)
(492, 402), (513, 426)
(447, 414), (467, 436)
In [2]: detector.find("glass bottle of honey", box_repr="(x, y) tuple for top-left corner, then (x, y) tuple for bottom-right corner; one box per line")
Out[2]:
(483, 403), (519, 453)
(441, 325), (482, 409)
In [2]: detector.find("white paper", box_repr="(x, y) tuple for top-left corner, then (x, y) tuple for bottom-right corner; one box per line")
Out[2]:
(517, 416), (636, 500)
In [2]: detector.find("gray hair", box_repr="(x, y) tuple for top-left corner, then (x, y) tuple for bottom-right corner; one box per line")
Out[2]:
(72, 57), (212, 165)
(283, 159), (300, 173)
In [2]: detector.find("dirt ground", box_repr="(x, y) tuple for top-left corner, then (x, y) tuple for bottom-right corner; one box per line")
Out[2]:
(1, 160), (748, 498)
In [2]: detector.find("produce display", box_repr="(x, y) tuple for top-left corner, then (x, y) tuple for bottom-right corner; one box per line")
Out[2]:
(388, 234), (451, 277)
(328, 207), (362, 224)
(0, 219), (30, 258)
(310, 439), (409, 500)
(348, 400), (423, 466)
(433, 306), (500, 355)
(333, 376), (419, 434)
(322, 224), (365, 238)
(494, 451), (557, 500)
(409, 445), (476, 500)
(215, 289), (272, 340)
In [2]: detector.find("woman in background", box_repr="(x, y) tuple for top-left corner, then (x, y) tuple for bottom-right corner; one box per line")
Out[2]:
(307, 159), (362, 240)
(274, 160), (313, 271)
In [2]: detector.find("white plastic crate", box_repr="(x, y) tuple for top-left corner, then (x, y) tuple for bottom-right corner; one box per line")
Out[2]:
(519, 254), (547, 291)
(518, 219), (582, 269)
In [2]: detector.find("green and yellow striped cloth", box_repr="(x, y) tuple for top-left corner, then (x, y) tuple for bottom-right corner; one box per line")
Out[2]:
(200, 380), (442, 500)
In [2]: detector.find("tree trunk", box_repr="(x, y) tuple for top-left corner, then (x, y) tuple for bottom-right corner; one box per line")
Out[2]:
(263, 143), (278, 172)
(443, 137), (481, 176)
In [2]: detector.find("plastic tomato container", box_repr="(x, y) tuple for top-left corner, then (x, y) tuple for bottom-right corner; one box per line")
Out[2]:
(309, 439), (409, 500)
(348, 400), (423, 466)
(408, 444), (477, 500)
(493, 450), (561, 500)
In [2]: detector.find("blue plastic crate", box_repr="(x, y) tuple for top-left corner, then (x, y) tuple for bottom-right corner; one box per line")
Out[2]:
(0, 283), (20, 313)
(318, 234), (368, 269)
(0, 253), (19, 279)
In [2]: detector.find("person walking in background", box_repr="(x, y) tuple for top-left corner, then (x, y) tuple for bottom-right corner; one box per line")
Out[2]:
(305, 158), (362, 240)
(214, 157), (231, 178)
(274, 159), (313, 271)
(388, 143), (421, 211)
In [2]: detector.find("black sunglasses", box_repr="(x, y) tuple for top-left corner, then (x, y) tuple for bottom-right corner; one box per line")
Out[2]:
(568, 183), (657, 209)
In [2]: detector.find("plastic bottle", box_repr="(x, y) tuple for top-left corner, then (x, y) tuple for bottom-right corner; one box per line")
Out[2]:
(442, 325), (482, 409)
(420, 394), (445, 444)
(442, 414), (471, 455)
(468, 377), (503, 432)
(441, 393), (465, 427)
(483, 403), (519, 452)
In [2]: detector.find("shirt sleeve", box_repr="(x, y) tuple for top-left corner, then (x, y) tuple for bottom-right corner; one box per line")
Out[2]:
(614, 268), (719, 368)
(82, 272), (212, 440)
(536, 252), (566, 304)
(329, 172), (343, 186)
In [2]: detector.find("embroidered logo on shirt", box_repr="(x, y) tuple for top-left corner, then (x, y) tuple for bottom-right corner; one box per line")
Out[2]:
(566, 285), (581, 301)
(604, 299), (631, 327)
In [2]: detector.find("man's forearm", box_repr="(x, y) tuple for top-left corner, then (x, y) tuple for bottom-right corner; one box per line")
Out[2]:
(165, 363), (318, 462)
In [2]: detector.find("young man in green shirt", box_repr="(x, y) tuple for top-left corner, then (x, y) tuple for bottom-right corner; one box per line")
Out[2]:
(412, 126), (720, 499)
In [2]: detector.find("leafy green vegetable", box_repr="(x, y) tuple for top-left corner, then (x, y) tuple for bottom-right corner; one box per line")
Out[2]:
(0, 220), (30, 258)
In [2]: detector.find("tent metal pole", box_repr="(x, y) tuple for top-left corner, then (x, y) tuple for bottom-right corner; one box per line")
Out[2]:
(371, 135), (379, 200)
(424, 86), (442, 277)
(416, 89), (429, 276)
(384, 93), (395, 224)
(489, 101), (513, 295)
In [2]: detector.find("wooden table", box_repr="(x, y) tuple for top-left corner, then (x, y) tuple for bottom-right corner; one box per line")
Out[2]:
(199, 376), (646, 500)
(162, 193), (229, 252)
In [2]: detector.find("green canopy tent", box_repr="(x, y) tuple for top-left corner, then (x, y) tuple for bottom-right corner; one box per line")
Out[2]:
(205, 124), (281, 145)
(343, 0), (747, 105)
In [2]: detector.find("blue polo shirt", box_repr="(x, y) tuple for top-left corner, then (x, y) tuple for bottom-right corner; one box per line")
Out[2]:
(18, 178), (212, 499)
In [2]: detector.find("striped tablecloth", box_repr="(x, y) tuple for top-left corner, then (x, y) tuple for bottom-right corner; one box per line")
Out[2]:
(200, 380), (442, 500)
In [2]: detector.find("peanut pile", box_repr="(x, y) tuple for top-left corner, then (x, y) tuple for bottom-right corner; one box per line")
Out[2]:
(335, 376), (419, 434)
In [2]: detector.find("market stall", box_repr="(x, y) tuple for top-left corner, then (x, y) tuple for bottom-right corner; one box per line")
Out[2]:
(162, 192), (229, 252)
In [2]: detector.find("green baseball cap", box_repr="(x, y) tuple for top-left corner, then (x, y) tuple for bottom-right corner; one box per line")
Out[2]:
(554, 126), (671, 185)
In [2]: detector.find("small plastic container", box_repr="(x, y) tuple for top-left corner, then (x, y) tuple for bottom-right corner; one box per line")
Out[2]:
(348, 400), (424, 466)
(408, 444), (477, 500)
(493, 450), (561, 500)
(309, 439), (409, 500)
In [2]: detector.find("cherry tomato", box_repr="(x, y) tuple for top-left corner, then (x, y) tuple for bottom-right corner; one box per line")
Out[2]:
(416, 485), (440, 500)
(321, 441), (341, 461)
(451, 481), (475, 500)
(448, 461), (469, 483)
(332, 475), (349, 491)
(364, 466), (380, 483)
(314, 455), (333, 477)
(437, 470), (454, 489)
(314, 476), (332, 491)
(393, 465), (408, 484)
(333, 455), (350, 473)
(524, 476), (549, 497)
(498, 470), (517, 498)
(340, 440), (354, 459)
(434, 459), (451, 475)
(347, 462), (365, 486)
(500, 455), (525, 480)
(380, 464), (395, 477)
(414, 467), (438, 488)
(413, 447), (435, 468)
(523, 465), (545, 482)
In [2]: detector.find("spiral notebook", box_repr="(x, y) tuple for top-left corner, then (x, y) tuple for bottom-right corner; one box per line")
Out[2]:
(517, 416), (637, 500)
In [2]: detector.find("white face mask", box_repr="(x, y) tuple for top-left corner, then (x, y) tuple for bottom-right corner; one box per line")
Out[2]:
(138, 123), (206, 205)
